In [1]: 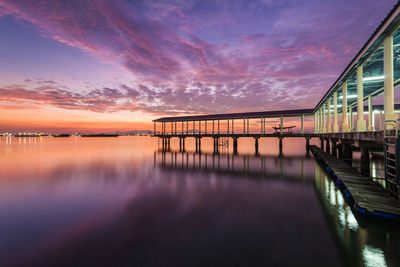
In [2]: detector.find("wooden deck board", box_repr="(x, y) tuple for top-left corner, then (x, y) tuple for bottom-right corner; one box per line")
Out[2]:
(310, 145), (400, 219)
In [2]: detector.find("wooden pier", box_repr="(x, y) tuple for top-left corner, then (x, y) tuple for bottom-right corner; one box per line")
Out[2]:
(310, 145), (400, 221)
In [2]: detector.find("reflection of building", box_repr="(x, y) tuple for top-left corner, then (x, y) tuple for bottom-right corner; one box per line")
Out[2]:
(155, 150), (315, 182)
(314, 163), (400, 267)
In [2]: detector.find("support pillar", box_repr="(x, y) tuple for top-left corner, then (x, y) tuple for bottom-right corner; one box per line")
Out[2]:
(350, 106), (354, 131)
(319, 108), (323, 133)
(247, 119), (249, 134)
(198, 137), (201, 153)
(342, 142), (353, 166)
(333, 92), (339, 133)
(233, 137), (238, 155)
(305, 137), (310, 151)
(301, 114), (304, 134)
(380, 110), (384, 130)
(360, 145), (370, 177)
(384, 35), (397, 129)
(314, 111), (318, 133)
(280, 115), (283, 135)
(356, 65), (366, 131)
(153, 122), (156, 134)
(342, 81), (349, 132)
(331, 139), (337, 157)
(255, 138), (259, 155)
(320, 137), (324, 150)
(322, 104), (327, 133)
(327, 98), (332, 133)
(218, 120), (220, 134)
(232, 119), (234, 134)
(279, 137), (283, 157)
(337, 143), (343, 159)
(325, 138), (330, 153)
(243, 118), (246, 134)
(368, 96), (374, 131)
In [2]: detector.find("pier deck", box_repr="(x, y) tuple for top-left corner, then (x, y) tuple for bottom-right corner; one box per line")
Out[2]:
(310, 145), (400, 220)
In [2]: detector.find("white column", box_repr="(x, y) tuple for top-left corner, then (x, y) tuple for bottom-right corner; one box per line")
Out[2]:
(350, 106), (354, 131)
(368, 96), (374, 131)
(356, 65), (366, 131)
(380, 110), (384, 130)
(301, 114), (304, 134)
(342, 81), (349, 132)
(333, 92), (339, 132)
(384, 35), (397, 129)
(327, 99), (332, 133)
(320, 108), (323, 133)
(322, 104), (326, 133)
(314, 112), (318, 133)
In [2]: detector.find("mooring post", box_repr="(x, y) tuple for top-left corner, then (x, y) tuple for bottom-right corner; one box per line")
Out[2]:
(320, 137), (324, 150)
(195, 137), (198, 152)
(305, 137), (310, 151)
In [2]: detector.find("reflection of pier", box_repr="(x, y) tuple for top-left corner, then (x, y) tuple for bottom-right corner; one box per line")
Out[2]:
(154, 150), (315, 182)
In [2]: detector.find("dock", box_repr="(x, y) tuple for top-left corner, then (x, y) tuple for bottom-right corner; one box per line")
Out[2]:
(310, 145), (400, 221)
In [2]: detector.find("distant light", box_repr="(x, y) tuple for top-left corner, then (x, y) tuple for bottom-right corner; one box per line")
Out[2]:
(363, 75), (384, 81)
(339, 95), (358, 99)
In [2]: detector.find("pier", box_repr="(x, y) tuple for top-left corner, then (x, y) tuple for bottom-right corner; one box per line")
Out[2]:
(152, 2), (400, 214)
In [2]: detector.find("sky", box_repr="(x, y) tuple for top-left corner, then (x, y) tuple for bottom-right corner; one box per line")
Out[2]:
(0, 0), (398, 133)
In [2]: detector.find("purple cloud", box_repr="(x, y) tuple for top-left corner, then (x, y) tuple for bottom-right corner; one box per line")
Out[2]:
(0, 0), (397, 115)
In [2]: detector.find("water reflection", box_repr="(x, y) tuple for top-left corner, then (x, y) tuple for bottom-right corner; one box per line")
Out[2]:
(314, 163), (400, 267)
(0, 136), (399, 267)
(155, 149), (316, 182)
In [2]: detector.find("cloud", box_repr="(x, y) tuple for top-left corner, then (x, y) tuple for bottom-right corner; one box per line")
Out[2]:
(0, 0), (397, 116)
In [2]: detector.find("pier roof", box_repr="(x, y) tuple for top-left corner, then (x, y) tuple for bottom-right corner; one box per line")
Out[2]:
(153, 108), (314, 122)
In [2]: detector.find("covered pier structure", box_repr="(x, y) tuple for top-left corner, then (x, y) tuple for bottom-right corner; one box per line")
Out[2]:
(153, 108), (315, 154)
(153, 3), (400, 197)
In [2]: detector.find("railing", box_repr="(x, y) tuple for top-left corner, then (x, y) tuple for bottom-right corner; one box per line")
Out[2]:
(384, 118), (400, 197)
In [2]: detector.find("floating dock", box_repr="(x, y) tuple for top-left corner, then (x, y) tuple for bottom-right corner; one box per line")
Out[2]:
(310, 145), (400, 221)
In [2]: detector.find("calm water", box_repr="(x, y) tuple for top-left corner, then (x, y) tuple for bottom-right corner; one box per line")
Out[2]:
(0, 136), (399, 266)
